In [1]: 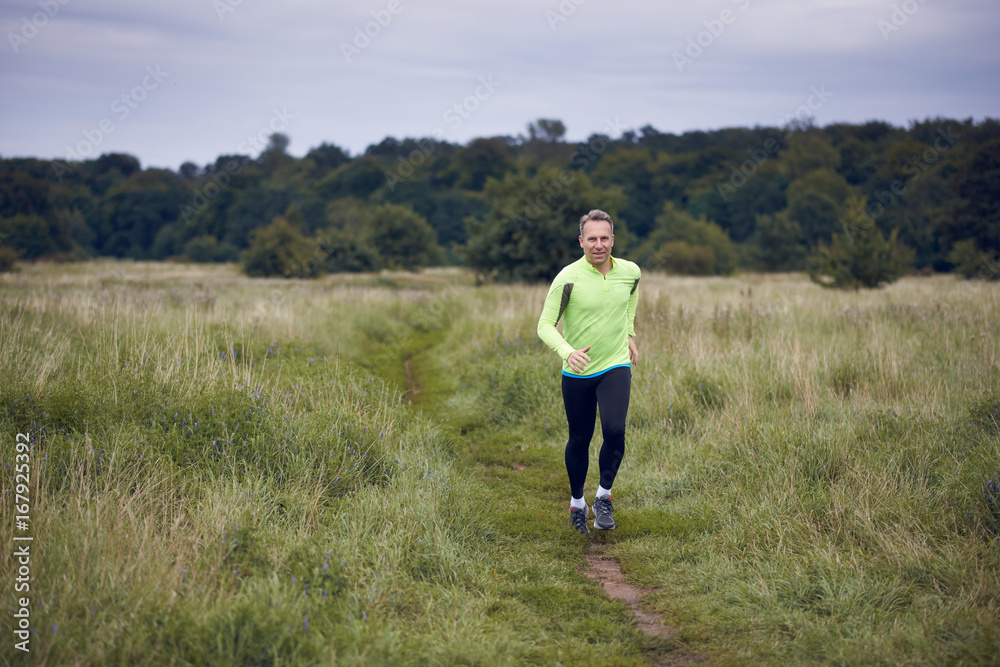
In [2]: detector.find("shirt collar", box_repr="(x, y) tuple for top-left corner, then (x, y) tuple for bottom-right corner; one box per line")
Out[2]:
(582, 255), (614, 273)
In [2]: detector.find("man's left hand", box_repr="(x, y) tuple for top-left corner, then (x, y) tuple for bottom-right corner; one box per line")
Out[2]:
(628, 336), (638, 365)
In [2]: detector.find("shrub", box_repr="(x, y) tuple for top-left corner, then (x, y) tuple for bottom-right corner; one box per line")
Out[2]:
(363, 203), (442, 271)
(0, 214), (50, 259)
(948, 239), (1000, 280)
(809, 195), (912, 289)
(650, 240), (715, 276)
(0, 243), (19, 272)
(463, 168), (626, 282)
(636, 202), (737, 275)
(183, 234), (238, 263)
(316, 229), (383, 273)
(241, 217), (323, 278)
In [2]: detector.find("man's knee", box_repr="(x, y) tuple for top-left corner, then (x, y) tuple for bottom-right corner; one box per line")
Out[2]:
(601, 425), (626, 444)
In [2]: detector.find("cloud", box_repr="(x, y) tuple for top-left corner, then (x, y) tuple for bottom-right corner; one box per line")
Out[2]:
(1, 0), (997, 168)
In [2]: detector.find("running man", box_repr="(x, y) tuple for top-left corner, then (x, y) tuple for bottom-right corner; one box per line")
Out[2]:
(537, 209), (640, 534)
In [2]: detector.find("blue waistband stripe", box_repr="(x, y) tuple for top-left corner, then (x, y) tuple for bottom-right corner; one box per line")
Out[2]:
(562, 363), (631, 379)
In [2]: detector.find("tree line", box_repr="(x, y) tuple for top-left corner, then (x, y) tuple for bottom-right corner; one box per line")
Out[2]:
(1, 117), (998, 284)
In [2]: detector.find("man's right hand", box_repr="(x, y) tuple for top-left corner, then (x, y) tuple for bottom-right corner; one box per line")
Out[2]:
(566, 346), (591, 374)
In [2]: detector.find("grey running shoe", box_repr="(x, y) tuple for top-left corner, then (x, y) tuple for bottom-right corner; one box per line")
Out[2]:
(570, 505), (589, 534)
(592, 496), (615, 530)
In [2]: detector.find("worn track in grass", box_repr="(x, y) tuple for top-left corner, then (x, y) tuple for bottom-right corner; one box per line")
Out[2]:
(398, 336), (707, 666)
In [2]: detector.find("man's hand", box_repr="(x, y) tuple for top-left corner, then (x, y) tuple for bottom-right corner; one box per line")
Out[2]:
(566, 346), (591, 373)
(628, 336), (638, 366)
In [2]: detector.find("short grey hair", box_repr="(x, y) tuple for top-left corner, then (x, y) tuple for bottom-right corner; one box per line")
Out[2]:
(579, 209), (614, 237)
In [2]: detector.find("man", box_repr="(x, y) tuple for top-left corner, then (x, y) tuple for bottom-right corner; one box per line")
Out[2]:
(537, 209), (640, 534)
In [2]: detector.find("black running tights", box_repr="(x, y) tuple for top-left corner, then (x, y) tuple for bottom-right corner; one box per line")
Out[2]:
(561, 366), (631, 499)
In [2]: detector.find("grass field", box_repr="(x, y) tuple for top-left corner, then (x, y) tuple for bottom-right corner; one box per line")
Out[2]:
(1, 260), (998, 665)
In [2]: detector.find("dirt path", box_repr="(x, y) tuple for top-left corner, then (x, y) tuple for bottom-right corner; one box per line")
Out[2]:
(402, 357), (420, 402)
(585, 545), (675, 639)
(398, 341), (706, 665)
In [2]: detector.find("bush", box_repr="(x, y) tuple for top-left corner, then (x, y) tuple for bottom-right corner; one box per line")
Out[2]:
(752, 211), (807, 271)
(636, 202), (737, 275)
(809, 195), (912, 289)
(0, 243), (19, 272)
(650, 240), (716, 275)
(948, 239), (1000, 280)
(316, 228), (382, 273)
(463, 168), (626, 282)
(363, 203), (441, 271)
(0, 214), (50, 259)
(241, 218), (323, 278)
(183, 234), (238, 263)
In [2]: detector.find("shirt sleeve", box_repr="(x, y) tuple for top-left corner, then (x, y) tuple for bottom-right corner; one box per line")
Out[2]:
(537, 273), (575, 361)
(627, 268), (640, 338)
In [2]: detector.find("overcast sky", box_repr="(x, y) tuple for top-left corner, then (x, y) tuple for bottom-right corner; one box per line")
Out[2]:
(1, 0), (997, 171)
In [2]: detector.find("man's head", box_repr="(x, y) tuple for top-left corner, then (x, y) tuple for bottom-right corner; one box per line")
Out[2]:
(579, 209), (614, 269)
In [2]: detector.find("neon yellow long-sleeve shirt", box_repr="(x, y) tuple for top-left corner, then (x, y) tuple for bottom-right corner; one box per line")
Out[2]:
(536, 255), (640, 378)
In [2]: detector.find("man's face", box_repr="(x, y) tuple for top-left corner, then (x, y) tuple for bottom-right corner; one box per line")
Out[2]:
(580, 219), (614, 268)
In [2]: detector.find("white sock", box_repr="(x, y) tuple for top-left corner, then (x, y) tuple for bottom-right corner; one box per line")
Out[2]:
(570, 496), (587, 510)
(596, 486), (611, 500)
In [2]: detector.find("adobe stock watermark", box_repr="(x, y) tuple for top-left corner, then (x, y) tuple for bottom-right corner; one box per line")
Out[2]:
(12, 432), (33, 653)
(715, 85), (834, 202)
(877, 0), (929, 41)
(545, 0), (588, 31)
(846, 125), (959, 240)
(7, 0), (71, 54)
(213, 0), (245, 21)
(178, 107), (296, 223)
(50, 65), (170, 181)
(384, 75), (502, 191)
(340, 0), (405, 63)
(673, 0), (752, 73)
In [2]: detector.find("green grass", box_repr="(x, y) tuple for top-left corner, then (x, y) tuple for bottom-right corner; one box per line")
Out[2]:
(1, 262), (998, 665)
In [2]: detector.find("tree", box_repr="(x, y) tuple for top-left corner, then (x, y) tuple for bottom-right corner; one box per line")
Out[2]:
(316, 227), (382, 273)
(363, 203), (441, 271)
(945, 138), (1000, 256)
(449, 138), (513, 191)
(590, 149), (666, 239)
(714, 161), (789, 242)
(752, 211), (806, 271)
(260, 133), (293, 175)
(94, 153), (141, 179)
(462, 167), (627, 282)
(785, 130), (839, 179)
(179, 162), (200, 179)
(634, 202), (737, 275)
(528, 119), (566, 143)
(306, 142), (349, 174)
(241, 217), (322, 278)
(0, 214), (51, 258)
(428, 190), (483, 248)
(0, 244), (18, 272)
(463, 167), (626, 282)
(808, 196), (912, 289)
(183, 234), (237, 262)
(947, 239), (1000, 281)
(785, 167), (852, 245)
